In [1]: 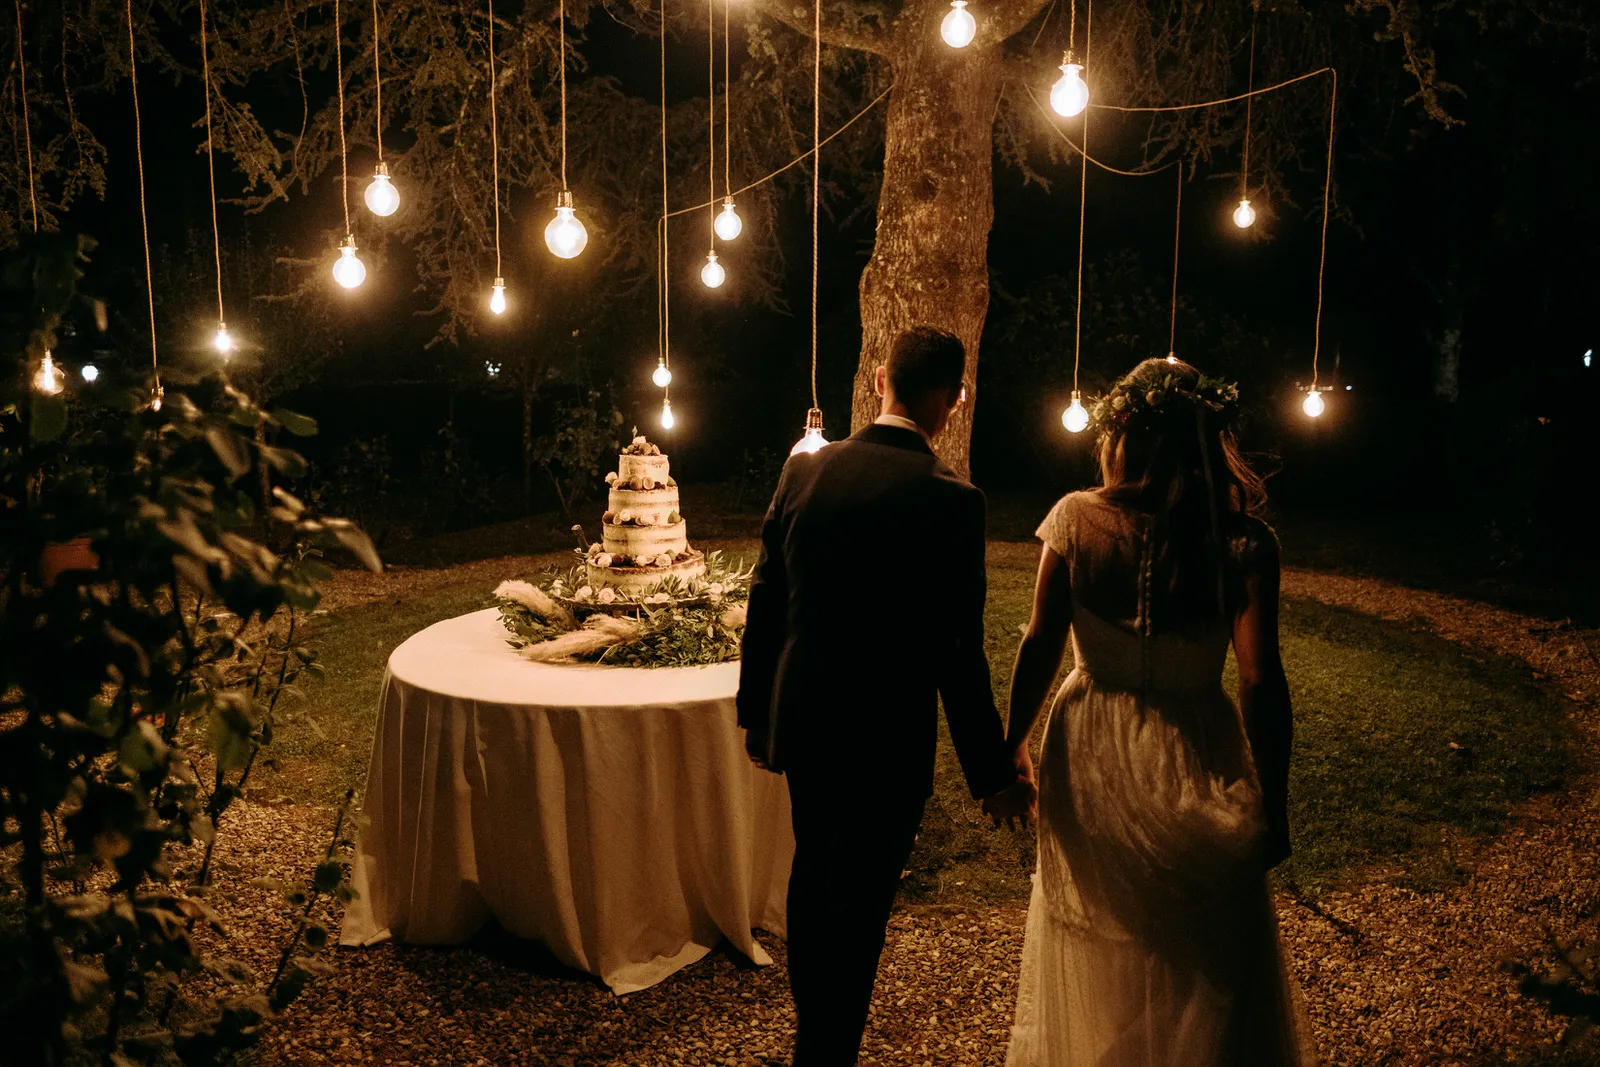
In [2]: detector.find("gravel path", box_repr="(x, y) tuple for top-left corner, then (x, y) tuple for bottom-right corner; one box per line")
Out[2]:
(222, 564), (1600, 1066)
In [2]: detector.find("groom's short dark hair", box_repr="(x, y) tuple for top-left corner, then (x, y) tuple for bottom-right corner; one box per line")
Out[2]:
(888, 326), (966, 402)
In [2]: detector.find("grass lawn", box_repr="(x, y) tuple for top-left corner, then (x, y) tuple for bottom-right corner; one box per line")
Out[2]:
(262, 537), (1576, 908)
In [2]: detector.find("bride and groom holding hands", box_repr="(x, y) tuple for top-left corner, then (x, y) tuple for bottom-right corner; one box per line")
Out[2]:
(737, 327), (1316, 1066)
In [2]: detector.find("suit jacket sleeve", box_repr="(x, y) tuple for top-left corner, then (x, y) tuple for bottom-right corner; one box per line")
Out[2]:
(737, 466), (789, 748)
(936, 485), (1019, 800)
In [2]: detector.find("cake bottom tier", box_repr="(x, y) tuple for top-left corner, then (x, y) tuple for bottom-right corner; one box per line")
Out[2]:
(587, 550), (706, 597)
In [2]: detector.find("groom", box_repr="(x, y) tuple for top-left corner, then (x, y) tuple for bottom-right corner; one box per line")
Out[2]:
(739, 326), (1035, 1066)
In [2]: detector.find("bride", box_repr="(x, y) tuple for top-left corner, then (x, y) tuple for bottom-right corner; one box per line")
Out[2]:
(999, 359), (1317, 1066)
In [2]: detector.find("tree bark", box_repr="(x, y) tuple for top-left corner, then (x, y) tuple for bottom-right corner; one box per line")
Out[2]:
(850, 38), (1004, 480)
(521, 383), (536, 511)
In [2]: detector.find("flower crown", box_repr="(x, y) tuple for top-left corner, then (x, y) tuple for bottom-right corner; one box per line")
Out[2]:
(1088, 369), (1241, 436)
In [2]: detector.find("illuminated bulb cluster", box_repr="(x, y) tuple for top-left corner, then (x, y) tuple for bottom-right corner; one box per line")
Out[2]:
(941, 0), (976, 48)
(214, 323), (235, 356)
(791, 407), (829, 456)
(33, 351), (63, 395)
(652, 358), (672, 389)
(701, 252), (726, 289)
(486, 361), (502, 378)
(1051, 58), (1089, 118)
(715, 198), (743, 242)
(490, 278), (507, 315)
(1061, 391), (1089, 434)
(1233, 198), (1257, 229)
(333, 237), (367, 289)
(365, 162), (400, 217)
(1303, 389), (1325, 418)
(545, 190), (588, 260)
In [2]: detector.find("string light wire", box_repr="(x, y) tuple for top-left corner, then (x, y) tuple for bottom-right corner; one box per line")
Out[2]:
(1312, 69), (1337, 391)
(127, 0), (158, 391)
(559, 0), (568, 191)
(723, 0), (731, 197)
(335, 0), (351, 237)
(659, 0), (670, 380)
(1169, 161), (1182, 356)
(371, 0), (383, 163)
(809, 0), (820, 410)
(488, 0), (501, 278)
(1241, 9), (1257, 205)
(1094, 67), (1333, 113)
(13, 0), (36, 232)
(1070, 0), (1091, 395)
(199, 0), (226, 330)
(707, 0), (715, 252)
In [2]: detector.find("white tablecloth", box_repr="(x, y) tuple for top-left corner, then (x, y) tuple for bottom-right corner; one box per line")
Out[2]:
(340, 608), (793, 993)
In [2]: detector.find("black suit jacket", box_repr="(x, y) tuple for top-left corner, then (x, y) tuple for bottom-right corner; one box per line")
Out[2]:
(736, 422), (1017, 801)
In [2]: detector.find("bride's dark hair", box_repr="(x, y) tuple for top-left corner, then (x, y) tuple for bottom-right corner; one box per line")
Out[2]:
(1096, 357), (1268, 623)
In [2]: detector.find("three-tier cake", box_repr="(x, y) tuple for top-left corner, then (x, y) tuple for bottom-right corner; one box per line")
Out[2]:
(584, 436), (706, 597)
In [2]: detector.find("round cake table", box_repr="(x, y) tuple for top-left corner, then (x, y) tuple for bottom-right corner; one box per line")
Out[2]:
(339, 608), (793, 994)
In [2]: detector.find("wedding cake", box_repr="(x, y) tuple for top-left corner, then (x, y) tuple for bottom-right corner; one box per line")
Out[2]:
(584, 436), (706, 597)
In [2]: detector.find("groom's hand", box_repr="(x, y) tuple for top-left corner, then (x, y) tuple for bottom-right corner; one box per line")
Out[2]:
(982, 778), (1037, 831)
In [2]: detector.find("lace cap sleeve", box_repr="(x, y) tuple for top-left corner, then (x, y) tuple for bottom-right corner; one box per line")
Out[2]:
(1036, 494), (1079, 559)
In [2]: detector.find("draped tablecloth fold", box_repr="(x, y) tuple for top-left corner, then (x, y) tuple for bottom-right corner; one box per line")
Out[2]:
(341, 608), (793, 994)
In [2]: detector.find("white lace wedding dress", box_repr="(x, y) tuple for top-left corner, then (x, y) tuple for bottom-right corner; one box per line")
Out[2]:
(1007, 493), (1316, 1067)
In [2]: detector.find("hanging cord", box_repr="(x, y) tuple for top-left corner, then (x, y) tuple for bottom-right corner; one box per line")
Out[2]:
(335, 0), (351, 237)
(127, 0), (158, 386)
(1094, 67), (1332, 113)
(723, 0), (731, 197)
(488, 0), (500, 277)
(706, 0), (714, 251)
(371, 0), (383, 162)
(558, 0), (568, 191)
(809, 0), (819, 410)
(13, 0), (36, 231)
(1070, 0), (1091, 395)
(1067, 0), (1075, 55)
(199, 0), (225, 326)
(1241, 9), (1256, 203)
(1312, 69), (1337, 390)
(658, 0), (669, 373)
(661, 85), (890, 219)
(1025, 84), (1172, 177)
(1169, 161), (1181, 357)
(287, 1), (308, 174)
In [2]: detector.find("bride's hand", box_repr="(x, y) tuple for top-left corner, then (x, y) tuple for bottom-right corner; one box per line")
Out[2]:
(982, 779), (1038, 831)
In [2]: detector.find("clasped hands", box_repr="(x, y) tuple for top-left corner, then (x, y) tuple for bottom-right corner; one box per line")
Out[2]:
(982, 745), (1038, 831)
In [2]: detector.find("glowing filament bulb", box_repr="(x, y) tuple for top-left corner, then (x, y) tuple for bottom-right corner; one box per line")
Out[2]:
(332, 237), (367, 289)
(660, 398), (676, 430)
(545, 191), (588, 259)
(1062, 391), (1089, 433)
(151, 386), (164, 412)
(941, 0), (976, 48)
(701, 252), (726, 289)
(1051, 60), (1089, 118)
(490, 278), (507, 315)
(791, 408), (829, 456)
(1303, 390), (1325, 418)
(214, 322), (235, 356)
(81, 363), (100, 382)
(1233, 198), (1257, 229)
(652, 358), (673, 388)
(365, 162), (400, 217)
(715, 198), (744, 241)
(34, 351), (63, 395)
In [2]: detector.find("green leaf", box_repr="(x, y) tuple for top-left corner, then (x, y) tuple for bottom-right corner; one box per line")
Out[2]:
(30, 392), (67, 442)
(312, 860), (343, 893)
(205, 426), (252, 478)
(273, 408), (319, 437)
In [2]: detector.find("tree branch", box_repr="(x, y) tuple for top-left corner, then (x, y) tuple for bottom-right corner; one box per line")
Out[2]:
(745, 0), (893, 55)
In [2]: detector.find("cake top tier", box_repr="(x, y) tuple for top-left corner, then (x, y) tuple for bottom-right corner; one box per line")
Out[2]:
(611, 436), (671, 491)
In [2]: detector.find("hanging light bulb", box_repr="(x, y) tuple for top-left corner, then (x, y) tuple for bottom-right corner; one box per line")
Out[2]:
(660, 398), (676, 430)
(1051, 57), (1089, 118)
(1303, 389), (1325, 418)
(332, 236), (367, 289)
(1061, 391), (1089, 434)
(1233, 198), (1257, 229)
(791, 407), (829, 456)
(33, 351), (63, 395)
(81, 363), (100, 383)
(652, 357), (673, 389)
(364, 161), (400, 217)
(701, 251), (726, 289)
(1166, 353), (1179, 365)
(151, 385), (164, 412)
(544, 190), (588, 259)
(490, 278), (507, 315)
(213, 322), (235, 356)
(714, 198), (743, 241)
(941, 0), (976, 48)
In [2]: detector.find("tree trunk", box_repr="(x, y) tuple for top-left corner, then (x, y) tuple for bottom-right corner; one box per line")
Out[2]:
(521, 383), (535, 511)
(849, 33), (1006, 480)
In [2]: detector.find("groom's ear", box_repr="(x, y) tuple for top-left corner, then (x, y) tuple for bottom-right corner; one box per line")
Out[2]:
(874, 365), (888, 397)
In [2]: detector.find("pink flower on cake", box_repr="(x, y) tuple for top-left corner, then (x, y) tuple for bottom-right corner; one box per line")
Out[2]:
(653, 552), (674, 568)
(616, 509), (634, 524)
(575, 585), (594, 601)
(719, 604), (747, 629)
(644, 592), (671, 605)
(632, 435), (647, 447)
(605, 471), (618, 485)
(588, 542), (603, 555)
(597, 587), (617, 604)
(595, 553), (614, 568)
(707, 582), (725, 601)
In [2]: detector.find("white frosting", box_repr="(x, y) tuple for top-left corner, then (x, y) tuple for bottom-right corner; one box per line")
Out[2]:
(587, 551), (706, 595)
(618, 453), (670, 486)
(603, 519), (688, 560)
(608, 486), (679, 526)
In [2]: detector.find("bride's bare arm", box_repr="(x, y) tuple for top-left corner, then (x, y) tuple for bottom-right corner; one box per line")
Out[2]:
(1005, 546), (1076, 770)
(1233, 536), (1294, 868)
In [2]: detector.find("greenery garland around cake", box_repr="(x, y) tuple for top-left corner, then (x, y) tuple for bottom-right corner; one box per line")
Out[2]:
(492, 551), (754, 668)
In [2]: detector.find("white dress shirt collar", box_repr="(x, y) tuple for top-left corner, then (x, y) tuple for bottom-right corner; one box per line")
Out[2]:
(873, 412), (929, 441)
